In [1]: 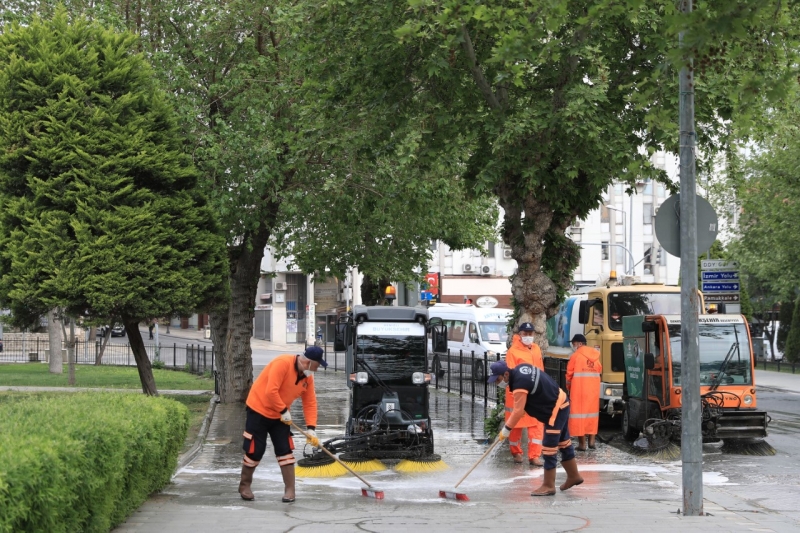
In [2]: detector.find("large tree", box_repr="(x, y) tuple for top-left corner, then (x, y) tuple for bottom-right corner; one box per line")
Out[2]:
(296, 0), (800, 343)
(0, 9), (229, 395)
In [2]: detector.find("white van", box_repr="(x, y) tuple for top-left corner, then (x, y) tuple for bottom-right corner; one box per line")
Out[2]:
(427, 304), (512, 382)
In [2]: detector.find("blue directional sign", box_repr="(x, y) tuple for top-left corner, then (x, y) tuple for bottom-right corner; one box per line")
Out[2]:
(701, 271), (739, 281)
(420, 291), (432, 301)
(702, 282), (740, 292)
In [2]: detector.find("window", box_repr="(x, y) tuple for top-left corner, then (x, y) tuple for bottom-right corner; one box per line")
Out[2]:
(469, 322), (479, 343)
(657, 183), (666, 198)
(601, 205), (610, 223)
(446, 320), (466, 342)
(643, 203), (653, 224)
(487, 241), (495, 258)
(643, 246), (653, 272)
(643, 180), (653, 195)
(615, 244), (624, 264)
(601, 241), (609, 260)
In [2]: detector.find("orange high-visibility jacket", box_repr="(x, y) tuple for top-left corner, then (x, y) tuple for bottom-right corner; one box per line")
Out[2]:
(504, 334), (544, 429)
(246, 354), (318, 427)
(566, 345), (602, 436)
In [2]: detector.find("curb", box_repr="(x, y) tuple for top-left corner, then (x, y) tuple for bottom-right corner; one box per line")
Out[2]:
(176, 394), (218, 471)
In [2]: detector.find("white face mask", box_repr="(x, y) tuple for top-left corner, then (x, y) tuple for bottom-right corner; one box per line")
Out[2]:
(520, 336), (534, 346)
(304, 369), (313, 377)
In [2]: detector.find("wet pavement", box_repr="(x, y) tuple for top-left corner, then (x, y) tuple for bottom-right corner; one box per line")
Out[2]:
(114, 366), (800, 533)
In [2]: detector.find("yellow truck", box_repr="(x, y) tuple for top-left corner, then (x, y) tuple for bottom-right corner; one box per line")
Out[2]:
(544, 272), (704, 416)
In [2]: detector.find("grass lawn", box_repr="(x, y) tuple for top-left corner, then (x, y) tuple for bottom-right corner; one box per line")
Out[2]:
(0, 363), (214, 390)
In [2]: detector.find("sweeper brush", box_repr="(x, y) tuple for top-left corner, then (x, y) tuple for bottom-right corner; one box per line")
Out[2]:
(439, 437), (502, 501)
(292, 423), (385, 499)
(720, 438), (776, 456)
(295, 456), (349, 478)
(395, 454), (448, 473)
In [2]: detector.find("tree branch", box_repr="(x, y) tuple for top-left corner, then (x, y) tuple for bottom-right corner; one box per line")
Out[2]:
(460, 25), (503, 111)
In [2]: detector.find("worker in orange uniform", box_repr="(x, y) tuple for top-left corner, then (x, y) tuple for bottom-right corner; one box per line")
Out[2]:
(504, 322), (545, 466)
(566, 334), (602, 451)
(239, 346), (327, 503)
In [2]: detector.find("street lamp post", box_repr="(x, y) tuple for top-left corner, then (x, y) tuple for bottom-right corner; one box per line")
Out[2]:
(606, 205), (626, 273)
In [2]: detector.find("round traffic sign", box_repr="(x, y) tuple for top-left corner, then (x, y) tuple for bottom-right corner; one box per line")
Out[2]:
(654, 194), (718, 257)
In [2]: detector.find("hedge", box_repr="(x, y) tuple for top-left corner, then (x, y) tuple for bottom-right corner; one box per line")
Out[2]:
(0, 393), (189, 533)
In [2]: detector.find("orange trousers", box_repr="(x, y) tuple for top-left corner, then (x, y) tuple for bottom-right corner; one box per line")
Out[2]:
(508, 422), (544, 459)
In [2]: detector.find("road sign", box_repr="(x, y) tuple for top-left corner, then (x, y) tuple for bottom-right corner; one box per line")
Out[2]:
(420, 291), (433, 301)
(704, 293), (740, 303)
(701, 259), (739, 270)
(702, 282), (740, 292)
(701, 271), (739, 281)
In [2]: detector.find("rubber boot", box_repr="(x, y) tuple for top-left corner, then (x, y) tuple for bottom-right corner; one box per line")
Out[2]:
(280, 463), (296, 502)
(575, 436), (587, 451)
(559, 458), (584, 491)
(588, 435), (596, 449)
(531, 467), (557, 496)
(529, 456), (544, 467)
(512, 453), (523, 464)
(238, 465), (255, 501)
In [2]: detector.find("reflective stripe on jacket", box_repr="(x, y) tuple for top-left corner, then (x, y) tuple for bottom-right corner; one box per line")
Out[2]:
(566, 345), (601, 436)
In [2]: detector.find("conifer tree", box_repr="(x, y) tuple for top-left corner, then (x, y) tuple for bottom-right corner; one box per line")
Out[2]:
(0, 9), (229, 394)
(785, 297), (800, 364)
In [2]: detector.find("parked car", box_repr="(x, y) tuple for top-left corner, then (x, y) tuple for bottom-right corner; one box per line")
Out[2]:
(97, 324), (125, 337)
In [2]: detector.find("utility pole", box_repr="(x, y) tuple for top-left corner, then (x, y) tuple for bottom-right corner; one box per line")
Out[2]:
(679, 0), (703, 517)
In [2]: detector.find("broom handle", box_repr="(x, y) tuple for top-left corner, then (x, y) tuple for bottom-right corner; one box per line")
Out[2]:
(291, 422), (373, 488)
(454, 437), (502, 489)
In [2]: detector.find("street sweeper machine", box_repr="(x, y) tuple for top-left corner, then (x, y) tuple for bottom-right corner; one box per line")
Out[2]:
(297, 305), (448, 473)
(618, 314), (773, 455)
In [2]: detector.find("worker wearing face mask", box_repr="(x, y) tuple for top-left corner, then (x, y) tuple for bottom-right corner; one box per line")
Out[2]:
(238, 346), (326, 503)
(565, 334), (602, 451)
(502, 322), (545, 466)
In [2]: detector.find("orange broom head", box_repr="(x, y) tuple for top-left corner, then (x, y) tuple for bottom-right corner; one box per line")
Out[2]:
(362, 488), (384, 499)
(439, 490), (469, 501)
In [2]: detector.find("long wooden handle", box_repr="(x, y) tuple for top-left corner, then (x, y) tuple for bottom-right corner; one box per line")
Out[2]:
(291, 422), (373, 488)
(453, 437), (502, 489)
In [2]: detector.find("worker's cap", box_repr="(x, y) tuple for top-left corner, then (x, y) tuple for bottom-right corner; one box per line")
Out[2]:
(487, 361), (509, 383)
(518, 322), (535, 332)
(570, 334), (587, 344)
(303, 346), (328, 367)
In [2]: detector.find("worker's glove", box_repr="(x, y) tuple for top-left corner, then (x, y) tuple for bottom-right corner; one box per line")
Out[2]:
(280, 410), (292, 425)
(306, 429), (320, 448)
(497, 425), (511, 442)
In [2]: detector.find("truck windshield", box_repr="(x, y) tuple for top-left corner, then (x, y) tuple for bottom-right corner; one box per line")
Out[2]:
(607, 293), (683, 331)
(479, 322), (509, 343)
(356, 335), (427, 385)
(669, 323), (753, 386)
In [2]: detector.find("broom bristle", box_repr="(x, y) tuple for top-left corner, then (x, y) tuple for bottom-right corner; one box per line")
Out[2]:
(630, 437), (681, 461)
(341, 459), (387, 473)
(395, 458), (449, 473)
(295, 461), (349, 478)
(720, 439), (776, 456)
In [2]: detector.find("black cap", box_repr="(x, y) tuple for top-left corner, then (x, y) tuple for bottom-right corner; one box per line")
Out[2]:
(303, 346), (328, 367)
(570, 334), (587, 344)
(518, 322), (535, 332)
(487, 361), (509, 383)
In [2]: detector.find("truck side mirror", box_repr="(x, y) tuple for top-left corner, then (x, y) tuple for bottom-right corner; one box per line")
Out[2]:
(717, 303), (726, 314)
(333, 323), (349, 351)
(578, 300), (590, 324)
(431, 325), (448, 352)
(641, 321), (656, 333)
(470, 332), (479, 343)
(644, 352), (655, 370)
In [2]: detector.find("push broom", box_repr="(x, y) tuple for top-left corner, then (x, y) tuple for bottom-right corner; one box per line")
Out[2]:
(291, 423), (384, 499)
(439, 436), (502, 501)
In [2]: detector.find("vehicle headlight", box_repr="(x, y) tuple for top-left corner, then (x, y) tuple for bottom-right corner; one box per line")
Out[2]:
(743, 394), (753, 405)
(412, 372), (425, 385)
(356, 372), (369, 384)
(486, 350), (497, 360)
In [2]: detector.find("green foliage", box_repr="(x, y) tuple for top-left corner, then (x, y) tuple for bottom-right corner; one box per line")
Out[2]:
(778, 299), (794, 353)
(484, 386), (505, 440)
(0, 392), (188, 532)
(151, 359), (166, 370)
(0, 9), (229, 330)
(785, 297), (800, 364)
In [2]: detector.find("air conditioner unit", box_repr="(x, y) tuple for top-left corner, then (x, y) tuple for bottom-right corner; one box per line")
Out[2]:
(502, 243), (511, 249)
(571, 220), (585, 229)
(502, 249), (513, 259)
(260, 293), (272, 301)
(481, 265), (495, 276)
(462, 263), (474, 273)
(274, 282), (287, 291)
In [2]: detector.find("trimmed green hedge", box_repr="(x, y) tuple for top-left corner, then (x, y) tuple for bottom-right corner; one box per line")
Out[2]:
(0, 393), (189, 533)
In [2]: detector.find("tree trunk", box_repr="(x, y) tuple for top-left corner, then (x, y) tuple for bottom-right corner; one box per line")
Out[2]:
(123, 318), (159, 396)
(213, 222), (274, 403)
(47, 309), (63, 374)
(361, 275), (390, 306)
(95, 329), (112, 365)
(498, 191), (579, 351)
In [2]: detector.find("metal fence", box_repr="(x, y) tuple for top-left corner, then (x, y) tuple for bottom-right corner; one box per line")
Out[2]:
(0, 338), (214, 376)
(758, 359), (798, 374)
